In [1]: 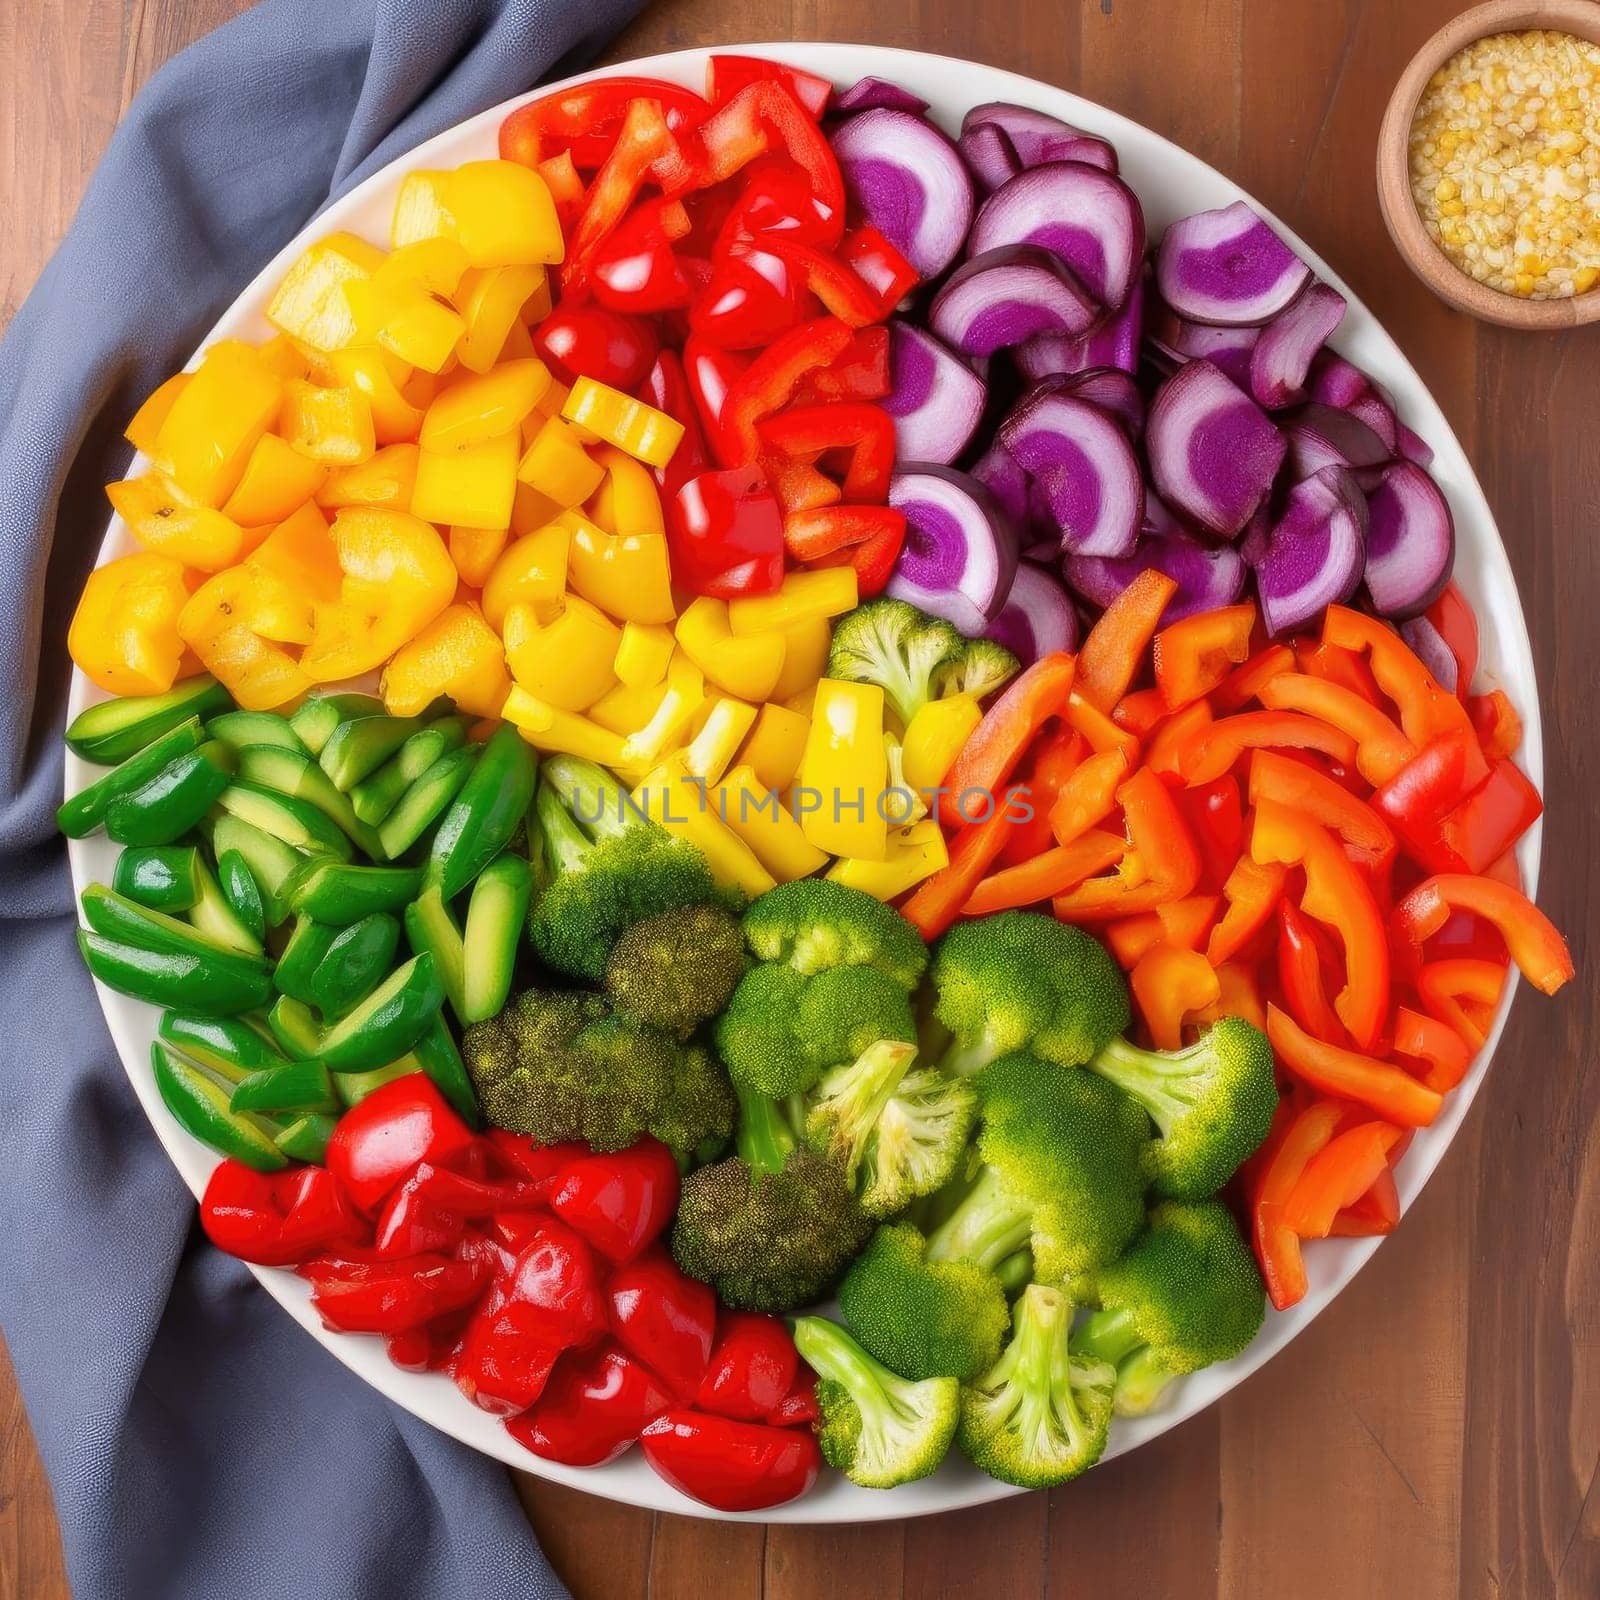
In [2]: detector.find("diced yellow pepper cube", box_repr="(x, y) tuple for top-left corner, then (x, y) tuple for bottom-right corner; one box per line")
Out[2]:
(561, 377), (683, 468)
(728, 568), (858, 636)
(124, 373), (189, 455)
(377, 293), (466, 373)
(522, 271), (554, 326)
(107, 474), (252, 572)
(420, 359), (552, 452)
(632, 758), (776, 898)
(797, 679), (889, 861)
(503, 685), (627, 767)
(717, 764), (830, 882)
(674, 596), (787, 703)
(614, 621), (675, 689)
(279, 380), (377, 465)
(266, 232), (385, 352)
(178, 566), (314, 710)
(69, 552), (191, 698)
(511, 483), (560, 538)
(902, 693), (982, 790)
(316, 443), (419, 512)
(152, 354), (282, 507)
(455, 265), (545, 373)
(248, 501), (343, 606)
(500, 319), (537, 363)
(685, 699), (759, 785)
(391, 173), (457, 251)
(410, 431), (519, 529)
(502, 594), (620, 711)
(518, 417), (605, 507)
(448, 524), (510, 589)
(220, 433), (327, 526)
(738, 702), (811, 791)
(563, 511), (675, 625)
(481, 520), (569, 630)
(374, 238), (471, 299)
(586, 443), (665, 537)
(619, 652), (704, 766)
(826, 819), (949, 901)
(381, 602), (510, 719)
(327, 348), (424, 445)
(443, 161), (563, 268)
(589, 680), (670, 736)
(770, 614), (833, 703)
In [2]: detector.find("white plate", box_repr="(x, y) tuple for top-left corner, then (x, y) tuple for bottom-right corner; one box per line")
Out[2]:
(65, 43), (1542, 1522)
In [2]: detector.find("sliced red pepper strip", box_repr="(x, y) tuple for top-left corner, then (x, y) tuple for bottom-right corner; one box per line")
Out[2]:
(762, 236), (883, 327)
(1415, 958), (1507, 1051)
(1252, 1096), (1345, 1310)
(1193, 959), (1267, 1031)
(201, 1162), (368, 1267)
(1282, 1121), (1403, 1238)
(1467, 688), (1523, 760)
(998, 727), (1085, 867)
(757, 403), (895, 503)
(1370, 731), (1475, 872)
(783, 504), (903, 562)
(961, 827), (1129, 917)
(1152, 602), (1256, 709)
(720, 317), (855, 464)
(1112, 687), (1168, 738)
(1074, 569), (1178, 713)
(1175, 775), (1244, 894)
(1249, 749), (1396, 868)
(1438, 758), (1542, 874)
(1180, 710), (1359, 785)
(1106, 912), (1168, 971)
(639, 350), (710, 501)
(1275, 900), (1348, 1047)
(537, 150), (584, 228)
(1206, 856), (1289, 966)
(677, 81), (846, 218)
(1051, 767), (1202, 921)
(838, 226), (919, 312)
(1130, 943), (1221, 1050)
(1426, 580), (1479, 699)
(1106, 895), (1219, 969)
(1266, 1005), (1444, 1128)
(567, 99), (678, 265)
(681, 337), (749, 467)
(1295, 639), (1384, 707)
(690, 245), (808, 350)
(1064, 690), (1141, 762)
(766, 457), (842, 516)
(808, 513), (905, 596)
(499, 78), (710, 171)
(1394, 874), (1572, 996)
(1328, 1166), (1401, 1237)
(1391, 1003), (1474, 1092)
(945, 652), (1077, 802)
(706, 55), (833, 118)
(1047, 747), (1127, 845)
(794, 325), (890, 403)
(902, 786), (1032, 940)
(1256, 673), (1417, 786)
(1210, 643), (1297, 713)
(1146, 699), (1212, 778)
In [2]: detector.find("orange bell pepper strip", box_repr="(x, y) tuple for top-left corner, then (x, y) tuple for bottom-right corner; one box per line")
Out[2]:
(1047, 747), (1128, 845)
(997, 727), (1084, 868)
(1415, 958), (1508, 1051)
(1251, 800), (1390, 1051)
(1062, 688), (1139, 762)
(1251, 1096), (1345, 1310)
(1394, 874), (1572, 996)
(1266, 1005), (1443, 1128)
(1111, 687), (1167, 737)
(1180, 710), (1359, 785)
(1145, 699), (1211, 778)
(1255, 673), (1416, 786)
(1051, 767), (1201, 921)
(1328, 1166), (1401, 1237)
(1106, 897), (1218, 969)
(1248, 749), (1396, 868)
(1282, 1120), (1404, 1238)
(1210, 642), (1296, 713)
(1275, 900), (1348, 1047)
(1206, 857), (1288, 966)
(1391, 1003), (1474, 1093)
(944, 652), (1076, 803)
(1192, 960), (1267, 1032)
(901, 785), (1031, 940)
(961, 827), (1128, 917)
(1130, 943), (1221, 1050)
(1074, 569), (1177, 712)
(1105, 913), (1165, 970)
(1152, 601), (1256, 709)
(1295, 638), (1383, 706)
(1467, 688), (1522, 760)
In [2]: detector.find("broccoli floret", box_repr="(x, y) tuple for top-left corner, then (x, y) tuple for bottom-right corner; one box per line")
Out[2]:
(804, 1040), (975, 1218)
(838, 1223), (1009, 1381)
(670, 1086), (871, 1312)
(797, 964), (919, 1067)
(647, 1042), (737, 1169)
(934, 637), (1020, 703)
(958, 1283), (1115, 1488)
(527, 755), (725, 982)
(931, 911), (1130, 1076)
(1073, 1199), (1265, 1417)
(1086, 1017), (1278, 1200)
(791, 1316), (960, 1489)
(826, 599), (965, 728)
(741, 878), (927, 990)
(603, 902), (749, 1038)
(925, 1052), (1148, 1285)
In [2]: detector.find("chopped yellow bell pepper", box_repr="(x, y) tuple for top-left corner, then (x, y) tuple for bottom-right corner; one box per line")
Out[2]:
(510, 483), (560, 538)
(455, 265), (545, 373)
(685, 699), (759, 785)
(901, 693), (982, 790)
(769, 614), (832, 703)
(316, 443), (419, 512)
(420, 359), (552, 452)
(518, 417), (604, 507)
(826, 819), (950, 901)
(586, 443), (665, 537)
(502, 595), (619, 711)
(299, 508), (456, 682)
(618, 652), (704, 766)
(632, 757), (776, 897)
(68, 552), (191, 697)
(266, 232), (385, 352)
(717, 764), (830, 883)
(220, 434), (327, 526)
(247, 501), (343, 606)
(107, 474), (252, 572)
(124, 374), (189, 456)
(401, 368), (440, 412)
(738, 702), (811, 791)
(797, 679), (889, 861)
(381, 602), (510, 719)
(279, 380), (376, 466)
(522, 271), (554, 326)
(481, 520), (570, 630)
(727, 567), (858, 636)
(674, 597), (787, 703)
(377, 292), (466, 374)
(589, 680), (669, 736)
(326, 348), (423, 446)
(392, 172), (456, 247)
(177, 567), (314, 710)
(614, 621), (675, 689)
(447, 524), (510, 589)
(411, 431), (519, 529)
(502, 685), (627, 766)
(376, 237), (470, 297)
(151, 353), (282, 507)
(562, 511), (675, 625)
(561, 378), (683, 468)
(444, 161), (563, 268)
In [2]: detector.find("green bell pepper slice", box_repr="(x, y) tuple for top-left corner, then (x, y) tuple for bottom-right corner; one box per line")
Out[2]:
(79, 930), (271, 1015)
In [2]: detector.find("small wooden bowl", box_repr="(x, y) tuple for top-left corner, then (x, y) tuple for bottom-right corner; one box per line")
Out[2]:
(1377, 0), (1600, 330)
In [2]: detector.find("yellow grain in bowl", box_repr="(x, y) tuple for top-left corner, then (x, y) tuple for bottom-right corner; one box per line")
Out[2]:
(1409, 28), (1600, 299)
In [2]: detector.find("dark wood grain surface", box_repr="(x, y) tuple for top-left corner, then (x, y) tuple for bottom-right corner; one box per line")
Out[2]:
(1, 1), (1593, 1596)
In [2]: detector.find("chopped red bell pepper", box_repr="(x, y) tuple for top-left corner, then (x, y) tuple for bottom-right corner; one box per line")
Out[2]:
(714, 155), (844, 254)
(1192, 959), (1267, 1031)
(961, 827), (1128, 916)
(1064, 689), (1142, 763)
(1152, 602), (1256, 708)
(325, 1074), (477, 1215)
(1395, 874), (1571, 996)
(784, 504), (899, 564)
(1130, 943), (1221, 1050)
(1438, 758), (1542, 874)
(1390, 1003), (1474, 1092)
(1248, 749), (1396, 868)
(564, 98), (680, 265)
(695, 1313), (800, 1422)
(719, 316), (855, 463)
(484, 1132), (589, 1192)
(587, 198), (696, 314)
(1295, 639), (1384, 707)
(766, 457), (842, 515)
(1252, 1096), (1345, 1310)
(1328, 1166), (1401, 1237)
(200, 1161), (367, 1267)
(606, 1248), (718, 1400)
(668, 466), (786, 598)
(838, 226), (920, 313)
(536, 150), (584, 230)
(638, 350), (709, 500)
(1112, 687), (1168, 738)
(1425, 580), (1479, 699)
(1046, 747), (1128, 845)
(945, 652), (1076, 801)
(1415, 957), (1507, 1051)
(1210, 643), (1296, 713)
(300, 1251), (491, 1335)
(689, 244), (809, 349)
(1468, 688), (1523, 760)
(1145, 699), (1211, 777)
(758, 402), (896, 503)
(1256, 672), (1416, 786)
(1174, 774), (1245, 892)
(1052, 766), (1202, 921)
(1275, 900), (1348, 1046)
(1266, 1005), (1443, 1128)
(765, 229), (917, 326)
(548, 1138), (682, 1263)
(807, 511), (906, 596)
(1075, 569), (1179, 712)
(1181, 709), (1360, 785)
(509, 1341), (676, 1467)
(998, 725), (1084, 866)
(1282, 1120), (1403, 1238)
(371, 1161), (547, 1259)
(1206, 856), (1288, 966)
(901, 785), (1033, 940)
(639, 1409), (821, 1512)
(794, 325), (891, 403)
(499, 78), (711, 171)
(534, 303), (659, 391)
(706, 55), (833, 119)
(1370, 730), (1476, 872)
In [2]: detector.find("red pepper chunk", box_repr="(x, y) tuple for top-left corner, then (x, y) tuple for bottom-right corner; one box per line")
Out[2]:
(1181, 710), (1359, 785)
(690, 245), (809, 350)
(549, 1138), (682, 1263)
(1395, 874), (1571, 996)
(200, 1161), (367, 1267)
(1130, 943), (1221, 1050)
(1266, 1005), (1443, 1128)
(1438, 758), (1542, 873)
(1206, 856), (1288, 967)
(782, 505), (903, 563)
(677, 81), (846, 219)
(499, 79), (710, 172)
(1074, 569), (1179, 713)
(720, 317), (856, 464)
(945, 652), (1077, 801)
(796, 325), (891, 403)
(605, 1248), (718, 1399)
(1255, 673), (1416, 787)
(1426, 580), (1479, 699)
(639, 1409), (821, 1512)
(508, 1343), (676, 1467)
(1152, 602), (1256, 708)
(1051, 767), (1202, 922)
(695, 1313), (800, 1422)
(668, 467), (787, 598)
(1282, 1121), (1403, 1238)
(706, 55), (834, 119)
(758, 403), (895, 503)
(325, 1074), (477, 1215)
(1467, 688), (1523, 760)
(300, 1252), (491, 1336)
(1248, 749), (1396, 868)
(1251, 1097), (1345, 1310)
(1391, 1004), (1473, 1092)
(1275, 900), (1348, 1047)
(808, 511), (906, 596)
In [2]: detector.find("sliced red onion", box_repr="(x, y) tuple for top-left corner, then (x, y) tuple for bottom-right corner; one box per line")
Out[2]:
(834, 77), (930, 115)
(1399, 614), (1459, 691)
(1155, 200), (1312, 326)
(1063, 528), (1246, 622)
(1142, 491), (1186, 539)
(968, 163), (1146, 312)
(930, 245), (1099, 355)
(1039, 367), (1144, 441)
(1347, 386), (1400, 455)
(1397, 421), (1436, 469)
(1016, 276), (1144, 381)
(1282, 401), (1391, 480)
(1363, 460), (1455, 618)
(1146, 359), (1286, 539)
(970, 440), (1030, 529)
(1306, 350), (1370, 409)
(961, 102), (1119, 173)
(887, 466), (1020, 634)
(984, 561), (1081, 663)
(959, 121), (1021, 193)
(831, 109), (974, 279)
(1249, 282), (1347, 409)
(884, 322), (986, 466)
(999, 388), (1144, 557)
(1248, 465), (1368, 637)
(1147, 306), (1260, 391)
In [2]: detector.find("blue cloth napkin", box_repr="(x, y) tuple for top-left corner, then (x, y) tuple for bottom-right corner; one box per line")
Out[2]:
(0, 2), (649, 1594)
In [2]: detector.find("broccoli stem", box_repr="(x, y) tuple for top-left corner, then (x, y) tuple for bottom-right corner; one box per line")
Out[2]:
(534, 782), (593, 874)
(1090, 1037), (1201, 1136)
(542, 754), (645, 844)
(792, 1316), (887, 1401)
(924, 1166), (1033, 1272)
(1110, 1346), (1177, 1416)
(937, 1028), (1005, 1079)
(734, 1083), (797, 1177)
(994, 1249), (1033, 1296)
(1072, 1305), (1143, 1366)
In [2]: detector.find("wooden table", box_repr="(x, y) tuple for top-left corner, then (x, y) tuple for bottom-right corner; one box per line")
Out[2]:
(2, 1), (1594, 1596)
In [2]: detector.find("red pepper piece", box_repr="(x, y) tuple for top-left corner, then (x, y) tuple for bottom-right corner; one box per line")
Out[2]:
(300, 1251), (491, 1335)
(1437, 758), (1542, 874)
(1415, 957), (1508, 1052)
(714, 155), (843, 254)
(1251, 1097), (1345, 1310)
(677, 81), (845, 219)
(1174, 774), (1245, 893)
(1152, 602), (1256, 709)
(200, 1161), (367, 1267)
(372, 1161), (548, 1259)
(499, 79), (710, 172)
(638, 351), (710, 501)
(767, 460), (843, 517)
(961, 828), (1128, 917)
(1145, 699), (1210, 777)
(638, 1409), (822, 1512)
(1395, 874), (1571, 996)
(758, 403), (896, 503)
(1075, 569), (1179, 713)
(999, 726), (1085, 866)
(681, 337), (749, 466)
(534, 304), (659, 391)
(1425, 580), (1479, 699)
(706, 55), (833, 118)
(1282, 1121), (1403, 1238)
(508, 1342), (676, 1467)
(1051, 767), (1203, 922)
(1275, 901), (1348, 1047)
(783, 505), (903, 562)
(1130, 943), (1221, 1050)
(694, 1312), (800, 1422)
(1248, 749), (1396, 868)
(1328, 1167), (1401, 1237)
(720, 316), (855, 463)
(1192, 959), (1267, 1032)
(901, 785), (1033, 941)
(1180, 710), (1360, 785)
(536, 150), (584, 231)
(548, 1138), (682, 1263)
(1467, 688), (1523, 761)
(945, 652), (1077, 801)
(768, 1370), (819, 1428)
(1266, 1005), (1443, 1127)
(564, 98), (679, 264)
(807, 511), (906, 595)
(1370, 731), (1475, 872)
(484, 1132), (590, 1193)
(1046, 746), (1126, 847)
(795, 325), (891, 403)
(1295, 639), (1385, 707)
(606, 1247), (718, 1400)
(689, 245), (810, 350)
(1391, 1003), (1473, 1092)
(1206, 856), (1288, 967)
(838, 226), (920, 314)
(668, 466), (787, 598)
(326, 1075), (477, 1215)
(1112, 687), (1168, 738)
(385, 1309), (472, 1373)
(1256, 673), (1416, 786)
(587, 198), (697, 314)
(1210, 643), (1296, 713)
